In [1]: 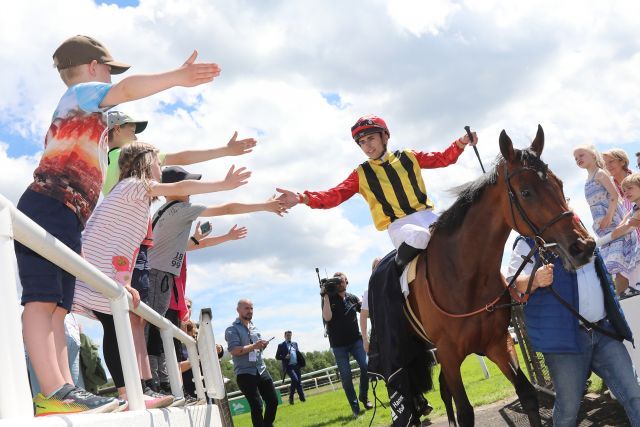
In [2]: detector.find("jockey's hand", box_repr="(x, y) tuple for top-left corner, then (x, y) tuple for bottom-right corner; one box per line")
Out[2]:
(456, 131), (478, 148)
(276, 188), (299, 209)
(533, 264), (554, 289)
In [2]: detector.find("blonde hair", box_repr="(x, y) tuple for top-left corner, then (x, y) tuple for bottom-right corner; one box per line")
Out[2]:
(58, 65), (83, 87)
(602, 149), (631, 174)
(118, 142), (159, 199)
(621, 173), (640, 190)
(574, 144), (604, 170)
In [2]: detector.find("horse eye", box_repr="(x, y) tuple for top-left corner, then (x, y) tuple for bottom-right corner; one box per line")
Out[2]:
(521, 189), (531, 198)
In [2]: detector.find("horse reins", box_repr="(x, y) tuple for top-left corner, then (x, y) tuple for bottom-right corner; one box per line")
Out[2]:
(424, 162), (574, 318)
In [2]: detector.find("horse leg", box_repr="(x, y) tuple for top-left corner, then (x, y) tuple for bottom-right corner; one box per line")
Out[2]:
(439, 370), (456, 426)
(485, 338), (542, 427)
(439, 351), (474, 427)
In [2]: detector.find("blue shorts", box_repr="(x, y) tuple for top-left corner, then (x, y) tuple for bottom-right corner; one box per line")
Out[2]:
(131, 245), (150, 304)
(14, 189), (82, 311)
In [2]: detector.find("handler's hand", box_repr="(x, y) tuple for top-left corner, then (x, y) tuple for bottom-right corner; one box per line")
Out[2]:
(534, 264), (554, 289)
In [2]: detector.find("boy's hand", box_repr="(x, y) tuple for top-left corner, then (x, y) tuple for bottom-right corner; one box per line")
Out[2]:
(266, 195), (288, 216)
(125, 285), (141, 309)
(176, 50), (221, 87)
(222, 165), (251, 190)
(275, 188), (299, 209)
(193, 221), (212, 240)
(226, 225), (248, 240)
(227, 131), (257, 156)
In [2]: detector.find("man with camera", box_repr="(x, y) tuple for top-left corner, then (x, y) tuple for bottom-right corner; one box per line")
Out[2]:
(275, 331), (306, 405)
(322, 272), (372, 418)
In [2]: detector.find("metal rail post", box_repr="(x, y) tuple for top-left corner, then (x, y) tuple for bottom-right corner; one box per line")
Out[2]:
(197, 309), (225, 399)
(186, 342), (206, 399)
(110, 293), (144, 411)
(0, 206), (33, 420)
(161, 326), (184, 399)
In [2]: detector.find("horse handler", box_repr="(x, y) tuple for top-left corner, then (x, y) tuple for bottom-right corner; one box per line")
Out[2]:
(508, 236), (640, 427)
(277, 115), (477, 277)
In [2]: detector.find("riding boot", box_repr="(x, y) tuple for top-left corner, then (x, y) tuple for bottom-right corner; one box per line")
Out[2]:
(394, 242), (423, 275)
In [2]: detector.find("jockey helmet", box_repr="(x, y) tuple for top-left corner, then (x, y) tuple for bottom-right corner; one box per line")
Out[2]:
(351, 115), (390, 141)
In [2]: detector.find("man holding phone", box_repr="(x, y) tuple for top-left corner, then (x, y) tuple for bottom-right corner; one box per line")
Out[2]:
(225, 299), (278, 427)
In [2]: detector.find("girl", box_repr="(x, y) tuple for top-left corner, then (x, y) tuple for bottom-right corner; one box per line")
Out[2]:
(603, 149), (640, 241)
(72, 142), (282, 407)
(574, 145), (638, 294)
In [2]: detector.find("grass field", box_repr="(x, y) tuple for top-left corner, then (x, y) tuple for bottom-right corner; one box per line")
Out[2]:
(232, 352), (528, 427)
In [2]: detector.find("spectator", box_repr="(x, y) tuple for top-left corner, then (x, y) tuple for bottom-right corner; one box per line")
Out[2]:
(275, 331), (306, 404)
(507, 236), (640, 426)
(225, 299), (277, 427)
(636, 151), (640, 170)
(574, 145), (638, 294)
(322, 272), (372, 418)
(15, 34), (218, 416)
(145, 166), (284, 390)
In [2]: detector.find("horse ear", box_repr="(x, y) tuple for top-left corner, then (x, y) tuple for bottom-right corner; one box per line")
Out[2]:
(499, 130), (515, 162)
(530, 124), (544, 156)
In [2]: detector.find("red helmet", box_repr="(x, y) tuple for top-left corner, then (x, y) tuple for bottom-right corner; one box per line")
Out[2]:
(351, 115), (390, 141)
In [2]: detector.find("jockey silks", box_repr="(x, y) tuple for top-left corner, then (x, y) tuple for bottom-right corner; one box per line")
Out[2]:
(356, 150), (434, 230)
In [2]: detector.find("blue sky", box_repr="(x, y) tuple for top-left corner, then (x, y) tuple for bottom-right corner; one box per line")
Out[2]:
(2, 0), (640, 367)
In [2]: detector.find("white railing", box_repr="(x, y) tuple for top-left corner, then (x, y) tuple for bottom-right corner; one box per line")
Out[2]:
(0, 194), (225, 421)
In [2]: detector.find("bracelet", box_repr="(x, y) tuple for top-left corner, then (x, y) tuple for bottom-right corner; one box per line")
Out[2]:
(190, 236), (200, 245)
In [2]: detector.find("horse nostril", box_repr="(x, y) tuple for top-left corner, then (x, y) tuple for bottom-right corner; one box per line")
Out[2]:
(569, 238), (595, 257)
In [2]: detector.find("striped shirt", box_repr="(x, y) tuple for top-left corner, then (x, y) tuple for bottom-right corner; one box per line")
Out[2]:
(73, 178), (154, 317)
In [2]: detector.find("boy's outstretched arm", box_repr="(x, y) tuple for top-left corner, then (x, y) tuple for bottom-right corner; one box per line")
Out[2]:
(187, 224), (248, 251)
(164, 131), (256, 165)
(101, 50), (220, 107)
(149, 165), (250, 197)
(201, 196), (287, 217)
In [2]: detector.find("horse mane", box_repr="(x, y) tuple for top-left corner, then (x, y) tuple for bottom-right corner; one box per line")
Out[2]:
(432, 148), (547, 235)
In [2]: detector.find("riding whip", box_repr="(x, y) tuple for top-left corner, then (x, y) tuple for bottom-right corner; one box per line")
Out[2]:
(464, 125), (485, 173)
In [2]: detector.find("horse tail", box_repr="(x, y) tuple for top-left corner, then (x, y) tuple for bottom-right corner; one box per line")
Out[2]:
(408, 340), (436, 393)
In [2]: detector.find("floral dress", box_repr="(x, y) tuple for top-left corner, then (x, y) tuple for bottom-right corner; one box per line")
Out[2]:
(585, 172), (639, 275)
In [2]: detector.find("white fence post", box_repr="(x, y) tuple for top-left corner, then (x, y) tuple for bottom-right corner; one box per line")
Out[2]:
(197, 309), (225, 399)
(186, 342), (206, 399)
(0, 206), (33, 420)
(161, 326), (184, 399)
(110, 294), (145, 411)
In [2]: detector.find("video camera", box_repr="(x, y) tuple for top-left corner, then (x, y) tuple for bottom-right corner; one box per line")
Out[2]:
(316, 268), (343, 297)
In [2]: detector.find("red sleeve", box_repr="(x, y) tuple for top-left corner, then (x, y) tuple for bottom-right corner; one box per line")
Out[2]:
(413, 141), (464, 169)
(303, 170), (360, 209)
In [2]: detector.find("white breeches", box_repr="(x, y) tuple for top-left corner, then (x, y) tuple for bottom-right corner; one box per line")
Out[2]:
(387, 209), (439, 250)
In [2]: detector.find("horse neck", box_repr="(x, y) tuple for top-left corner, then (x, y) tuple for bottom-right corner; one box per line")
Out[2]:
(433, 182), (512, 282)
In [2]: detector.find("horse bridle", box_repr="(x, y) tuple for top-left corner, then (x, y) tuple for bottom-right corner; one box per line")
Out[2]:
(503, 162), (574, 240)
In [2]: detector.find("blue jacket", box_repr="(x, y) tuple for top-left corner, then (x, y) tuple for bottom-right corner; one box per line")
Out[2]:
(518, 237), (632, 354)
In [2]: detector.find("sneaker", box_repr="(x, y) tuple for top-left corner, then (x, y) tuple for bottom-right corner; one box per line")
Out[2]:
(169, 397), (186, 407)
(142, 386), (174, 409)
(184, 395), (199, 406)
(34, 384), (118, 417)
(113, 398), (129, 413)
(359, 397), (373, 410)
(352, 408), (364, 419)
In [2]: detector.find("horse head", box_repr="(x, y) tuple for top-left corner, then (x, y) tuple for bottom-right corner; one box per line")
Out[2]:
(499, 125), (595, 270)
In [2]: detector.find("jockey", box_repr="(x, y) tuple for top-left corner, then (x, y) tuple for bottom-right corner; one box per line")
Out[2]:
(277, 115), (478, 274)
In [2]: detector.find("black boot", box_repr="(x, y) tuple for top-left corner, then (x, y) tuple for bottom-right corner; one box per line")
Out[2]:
(394, 243), (423, 275)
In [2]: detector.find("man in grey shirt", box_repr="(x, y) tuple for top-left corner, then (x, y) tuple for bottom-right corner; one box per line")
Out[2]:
(226, 299), (277, 427)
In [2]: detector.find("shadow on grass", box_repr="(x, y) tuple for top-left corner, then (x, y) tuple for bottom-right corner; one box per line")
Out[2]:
(307, 414), (358, 426)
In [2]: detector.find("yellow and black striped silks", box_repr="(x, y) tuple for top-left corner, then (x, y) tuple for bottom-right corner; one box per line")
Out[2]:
(356, 150), (434, 230)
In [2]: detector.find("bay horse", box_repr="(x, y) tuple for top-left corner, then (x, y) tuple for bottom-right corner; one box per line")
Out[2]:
(408, 125), (595, 426)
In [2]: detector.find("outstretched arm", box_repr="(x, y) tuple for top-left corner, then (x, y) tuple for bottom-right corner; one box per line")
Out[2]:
(187, 224), (248, 251)
(164, 131), (257, 165)
(201, 196), (286, 217)
(101, 51), (220, 107)
(277, 170), (360, 210)
(149, 165), (250, 197)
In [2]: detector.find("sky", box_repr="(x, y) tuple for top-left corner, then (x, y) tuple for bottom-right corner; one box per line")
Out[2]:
(2, 0), (640, 369)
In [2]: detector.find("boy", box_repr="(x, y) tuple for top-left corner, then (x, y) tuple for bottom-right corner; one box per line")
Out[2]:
(146, 166), (286, 388)
(103, 111), (257, 195)
(15, 34), (219, 416)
